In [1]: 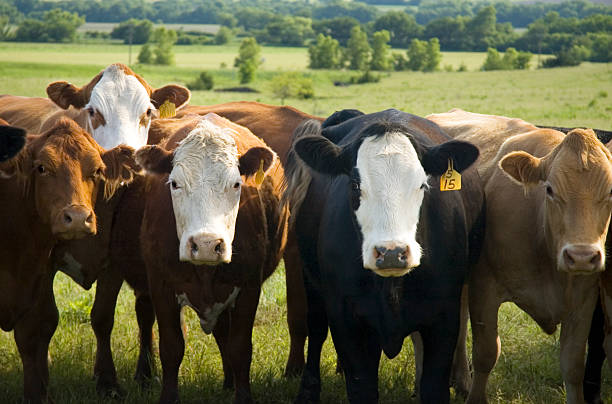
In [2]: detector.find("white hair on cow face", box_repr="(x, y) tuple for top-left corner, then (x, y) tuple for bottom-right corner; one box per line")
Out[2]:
(85, 64), (155, 150)
(356, 131), (428, 277)
(169, 119), (243, 266)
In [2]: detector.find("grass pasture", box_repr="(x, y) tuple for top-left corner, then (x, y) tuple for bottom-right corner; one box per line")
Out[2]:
(0, 42), (611, 403)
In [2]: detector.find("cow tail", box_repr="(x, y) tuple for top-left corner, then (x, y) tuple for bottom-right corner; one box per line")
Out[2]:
(281, 119), (322, 228)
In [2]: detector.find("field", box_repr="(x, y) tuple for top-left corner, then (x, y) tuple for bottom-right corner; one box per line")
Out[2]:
(0, 42), (611, 403)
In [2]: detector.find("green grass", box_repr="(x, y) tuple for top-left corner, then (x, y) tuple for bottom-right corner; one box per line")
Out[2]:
(0, 42), (611, 403)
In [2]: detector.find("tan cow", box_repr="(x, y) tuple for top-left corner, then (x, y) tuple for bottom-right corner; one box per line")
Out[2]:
(0, 119), (138, 403)
(136, 113), (287, 403)
(429, 109), (612, 404)
(0, 63), (190, 149)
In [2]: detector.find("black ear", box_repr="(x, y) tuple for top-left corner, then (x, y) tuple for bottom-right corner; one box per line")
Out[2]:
(295, 135), (351, 177)
(0, 125), (26, 162)
(422, 140), (479, 176)
(322, 109), (365, 129)
(239, 146), (275, 177)
(135, 145), (174, 174)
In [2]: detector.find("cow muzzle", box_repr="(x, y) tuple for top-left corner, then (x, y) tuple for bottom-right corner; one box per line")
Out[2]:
(52, 205), (96, 239)
(366, 243), (419, 277)
(559, 244), (604, 274)
(181, 233), (231, 265)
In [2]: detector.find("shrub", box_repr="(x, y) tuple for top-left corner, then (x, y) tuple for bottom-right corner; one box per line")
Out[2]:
(215, 26), (233, 45)
(271, 72), (314, 104)
(308, 33), (341, 69)
(137, 44), (153, 64)
(234, 37), (261, 84)
(349, 70), (381, 84)
(187, 71), (214, 91)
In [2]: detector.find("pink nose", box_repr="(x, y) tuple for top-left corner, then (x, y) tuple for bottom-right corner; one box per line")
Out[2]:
(562, 245), (603, 273)
(53, 206), (96, 238)
(187, 234), (228, 265)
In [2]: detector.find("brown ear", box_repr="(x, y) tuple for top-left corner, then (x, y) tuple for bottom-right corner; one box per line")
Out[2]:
(101, 145), (139, 199)
(47, 71), (103, 110)
(151, 85), (191, 110)
(499, 151), (543, 185)
(135, 145), (174, 175)
(239, 146), (275, 177)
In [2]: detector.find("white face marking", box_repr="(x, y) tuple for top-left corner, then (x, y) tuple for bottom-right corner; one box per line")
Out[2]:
(169, 119), (242, 265)
(356, 132), (427, 276)
(85, 65), (153, 149)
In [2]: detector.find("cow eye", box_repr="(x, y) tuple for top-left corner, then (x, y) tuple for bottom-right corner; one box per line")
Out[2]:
(546, 184), (554, 197)
(420, 182), (428, 190)
(87, 107), (95, 117)
(233, 181), (241, 190)
(146, 108), (153, 117)
(92, 167), (103, 178)
(37, 164), (45, 174)
(170, 180), (179, 190)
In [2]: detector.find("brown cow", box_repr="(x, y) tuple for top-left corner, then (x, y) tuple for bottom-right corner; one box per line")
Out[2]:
(0, 119), (138, 403)
(0, 63), (190, 149)
(135, 113), (287, 403)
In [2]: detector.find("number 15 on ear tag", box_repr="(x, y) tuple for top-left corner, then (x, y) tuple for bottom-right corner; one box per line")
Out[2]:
(440, 159), (461, 191)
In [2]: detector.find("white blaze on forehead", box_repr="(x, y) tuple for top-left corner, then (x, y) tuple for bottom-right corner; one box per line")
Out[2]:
(170, 119), (241, 263)
(86, 64), (153, 149)
(356, 132), (427, 272)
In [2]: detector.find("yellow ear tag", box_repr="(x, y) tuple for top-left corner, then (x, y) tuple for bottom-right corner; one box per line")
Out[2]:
(159, 99), (176, 118)
(255, 159), (265, 186)
(440, 159), (461, 191)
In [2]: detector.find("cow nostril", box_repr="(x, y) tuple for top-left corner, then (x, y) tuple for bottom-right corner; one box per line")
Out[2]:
(591, 251), (602, 265)
(63, 213), (72, 224)
(563, 249), (574, 265)
(190, 238), (198, 255)
(214, 240), (224, 255)
(399, 251), (407, 262)
(85, 211), (94, 224)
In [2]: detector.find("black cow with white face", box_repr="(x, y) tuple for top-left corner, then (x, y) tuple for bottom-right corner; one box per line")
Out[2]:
(0, 125), (26, 163)
(284, 109), (484, 404)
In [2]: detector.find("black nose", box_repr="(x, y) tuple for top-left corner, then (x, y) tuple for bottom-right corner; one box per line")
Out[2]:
(374, 246), (408, 269)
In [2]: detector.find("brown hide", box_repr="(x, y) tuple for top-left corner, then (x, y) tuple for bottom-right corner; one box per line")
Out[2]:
(0, 119), (137, 403)
(139, 114), (287, 403)
(177, 101), (323, 163)
(467, 127), (612, 404)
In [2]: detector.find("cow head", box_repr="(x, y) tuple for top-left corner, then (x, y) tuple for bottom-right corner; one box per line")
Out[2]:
(136, 119), (275, 265)
(500, 128), (612, 274)
(0, 119), (138, 240)
(46, 63), (191, 150)
(295, 121), (478, 277)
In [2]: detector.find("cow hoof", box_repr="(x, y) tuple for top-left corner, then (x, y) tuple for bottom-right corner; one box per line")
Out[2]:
(96, 382), (126, 400)
(135, 374), (152, 391)
(293, 391), (321, 404)
(284, 363), (303, 378)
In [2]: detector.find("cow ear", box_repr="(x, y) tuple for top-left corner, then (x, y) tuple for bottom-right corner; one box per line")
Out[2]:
(47, 81), (88, 109)
(0, 133), (34, 179)
(499, 151), (543, 186)
(101, 145), (139, 199)
(135, 145), (174, 175)
(151, 85), (191, 111)
(239, 146), (275, 177)
(422, 140), (479, 176)
(0, 125), (26, 163)
(295, 135), (351, 177)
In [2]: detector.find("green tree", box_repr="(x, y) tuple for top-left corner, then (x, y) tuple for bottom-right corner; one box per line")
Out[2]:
(370, 30), (391, 71)
(0, 16), (14, 41)
(271, 72), (314, 104)
(308, 33), (341, 69)
(482, 48), (505, 70)
(312, 16), (359, 46)
(214, 26), (233, 45)
(424, 37), (441, 72)
(152, 27), (177, 66)
(187, 71), (214, 91)
(111, 19), (153, 45)
(373, 11), (422, 48)
(234, 37), (261, 84)
(406, 38), (428, 71)
(137, 44), (153, 64)
(261, 16), (314, 46)
(346, 25), (371, 71)
(15, 8), (84, 43)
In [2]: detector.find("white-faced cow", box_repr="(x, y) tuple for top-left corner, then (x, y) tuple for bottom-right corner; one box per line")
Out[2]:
(135, 113), (287, 404)
(284, 109), (483, 403)
(0, 63), (190, 149)
(428, 109), (612, 404)
(0, 119), (138, 403)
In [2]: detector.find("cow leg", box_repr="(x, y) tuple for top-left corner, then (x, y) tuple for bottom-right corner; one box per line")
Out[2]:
(327, 316), (381, 404)
(560, 283), (598, 404)
(134, 291), (156, 389)
(466, 271), (502, 404)
(91, 266), (125, 398)
(295, 278), (328, 404)
(451, 284), (472, 397)
(212, 311), (234, 390)
(411, 332), (423, 398)
(152, 283), (185, 404)
(225, 286), (260, 404)
(584, 299), (605, 404)
(283, 231), (307, 377)
(419, 318), (460, 404)
(14, 271), (58, 404)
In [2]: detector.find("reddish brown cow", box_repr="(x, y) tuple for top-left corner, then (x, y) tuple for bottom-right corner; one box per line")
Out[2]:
(0, 119), (138, 403)
(134, 113), (287, 403)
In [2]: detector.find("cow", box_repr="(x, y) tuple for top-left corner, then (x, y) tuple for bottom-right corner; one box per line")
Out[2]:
(428, 109), (612, 404)
(0, 118), (138, 403)
(0, 118), (25, 162)
(283, 108), (483, 403)
(133, 113), (287, 403)
(0, 62), (191, 149)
